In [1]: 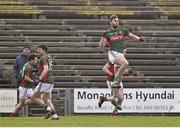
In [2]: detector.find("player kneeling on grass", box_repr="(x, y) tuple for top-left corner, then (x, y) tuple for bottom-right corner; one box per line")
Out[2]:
(98, 61), (127, 116)
(12, 54), (48, 116)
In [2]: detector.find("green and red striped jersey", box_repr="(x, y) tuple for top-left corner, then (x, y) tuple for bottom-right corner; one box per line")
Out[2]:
(39, 54), (54, 84)
(20, 63), (33, 88)
(103, 27), (129, 53)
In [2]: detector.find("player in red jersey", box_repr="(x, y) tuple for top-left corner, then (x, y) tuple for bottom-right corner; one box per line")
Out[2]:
(11, 54), (46, 116)
(98, 61), (128, 116)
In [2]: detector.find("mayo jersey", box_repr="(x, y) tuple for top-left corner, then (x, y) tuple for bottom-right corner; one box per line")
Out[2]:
(39, 54), (54, 84)
(107, 62), (114, 81)
(103, 27), (129, 53)
(20, 63), (33, 88)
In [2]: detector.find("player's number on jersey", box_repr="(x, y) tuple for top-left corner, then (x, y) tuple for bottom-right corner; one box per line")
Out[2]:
(48, 58), (53, 71)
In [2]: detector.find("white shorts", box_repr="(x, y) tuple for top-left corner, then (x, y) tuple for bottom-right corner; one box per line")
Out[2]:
(106, 80), (124, 89)
(108, 50), (124, 65)
(106, 80), (113, 90)
(18, 86), (34, 99)
(34, 82), (54, 93)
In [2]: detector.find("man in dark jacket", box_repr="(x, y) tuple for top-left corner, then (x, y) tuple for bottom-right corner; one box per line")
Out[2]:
(13, 47), (31, 87)
(12, 47), (31, 104)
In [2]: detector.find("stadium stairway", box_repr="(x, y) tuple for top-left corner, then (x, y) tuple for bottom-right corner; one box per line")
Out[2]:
(0, 0), (180, 115)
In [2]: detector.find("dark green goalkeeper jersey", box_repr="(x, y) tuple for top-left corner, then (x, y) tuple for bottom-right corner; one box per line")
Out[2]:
(103, 26), (129, 53)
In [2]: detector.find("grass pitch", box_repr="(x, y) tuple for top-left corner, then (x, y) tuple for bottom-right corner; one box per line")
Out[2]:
(0, 115), (180, 127)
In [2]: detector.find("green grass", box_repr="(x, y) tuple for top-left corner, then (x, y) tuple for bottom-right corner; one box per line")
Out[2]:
(0, 115), (180, 127)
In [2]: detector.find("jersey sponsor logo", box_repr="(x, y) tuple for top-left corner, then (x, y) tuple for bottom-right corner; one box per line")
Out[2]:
(110, 35), (124, 41)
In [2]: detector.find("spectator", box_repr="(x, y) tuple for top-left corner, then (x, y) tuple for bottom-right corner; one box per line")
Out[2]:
(13, 47), (31, 87)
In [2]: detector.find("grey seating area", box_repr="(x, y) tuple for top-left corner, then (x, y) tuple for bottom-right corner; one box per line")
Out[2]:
(0, 0), (180, 90)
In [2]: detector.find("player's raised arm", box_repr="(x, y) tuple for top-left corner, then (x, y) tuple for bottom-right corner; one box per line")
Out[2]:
(128, 32), (145, 42)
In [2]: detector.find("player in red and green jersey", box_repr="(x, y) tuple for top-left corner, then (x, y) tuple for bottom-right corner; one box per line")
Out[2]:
(12, 54), (45, 116)
(99, 14), (144, 86)
(33, 45), (59, 120)
(98, 61), (128, 116)
(38, 53), (54, 84)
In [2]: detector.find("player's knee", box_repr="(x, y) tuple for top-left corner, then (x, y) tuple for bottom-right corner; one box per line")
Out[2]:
(118, 95), (124, 101)
(18, 102), (24, 107)
(42, 96), (49, 104)
(124, 62), (129, 68)
(114, 93), (119, 98)
(31, 97), (36, 102)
